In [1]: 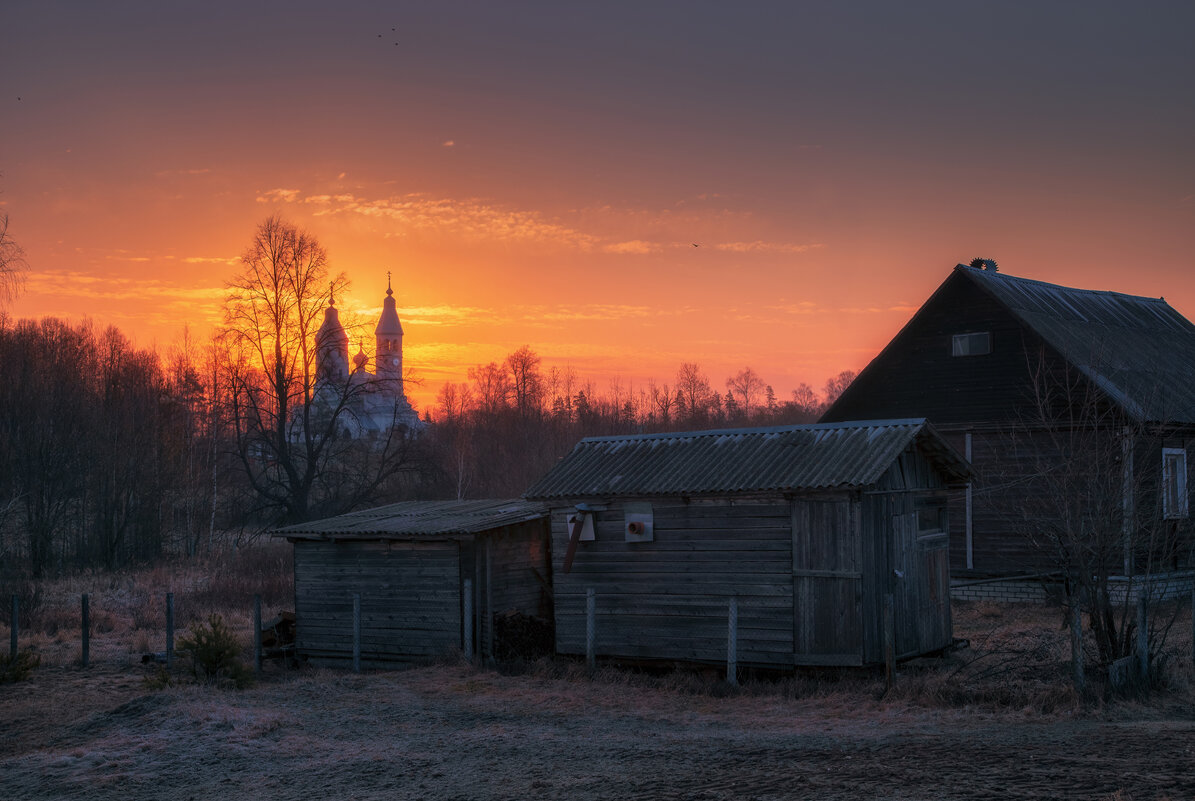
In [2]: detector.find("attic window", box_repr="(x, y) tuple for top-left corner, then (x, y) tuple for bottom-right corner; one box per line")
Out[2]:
(1162, 447), (1188, 519)
(951, 332), (992, 357)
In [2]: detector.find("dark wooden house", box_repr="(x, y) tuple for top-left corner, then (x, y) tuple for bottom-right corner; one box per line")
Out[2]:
(523, 419), (969, 668)
(822, 263), (1195, 594)
(276, 499), (550, 667)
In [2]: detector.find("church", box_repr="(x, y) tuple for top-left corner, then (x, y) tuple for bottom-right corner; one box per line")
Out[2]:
(313, 275), (422, 435)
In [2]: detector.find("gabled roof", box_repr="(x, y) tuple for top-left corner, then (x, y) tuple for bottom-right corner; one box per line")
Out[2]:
(274, 499), (546, 540)
(958, 265), (1195, 423)
(523, 419), (969, 500)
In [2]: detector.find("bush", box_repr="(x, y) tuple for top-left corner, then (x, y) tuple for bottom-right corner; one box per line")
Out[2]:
(0, 648), (41, 683)
(176, 613), (253, 689)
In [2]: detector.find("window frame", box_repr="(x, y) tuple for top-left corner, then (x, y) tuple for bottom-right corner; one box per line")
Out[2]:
(951, 331), (992, 357)
(1162, 447), (1188, 520)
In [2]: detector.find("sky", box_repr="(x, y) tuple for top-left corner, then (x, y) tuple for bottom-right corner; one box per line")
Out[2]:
(2, 1), (1192, 412)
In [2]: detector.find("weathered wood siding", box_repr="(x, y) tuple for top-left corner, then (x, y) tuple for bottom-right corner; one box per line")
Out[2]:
(792, 499), (863, 665)
(822, 270), (1067, 428)
(551, 499), (794, 668)
(488, 521), (552, 618)
(294, 539), (461, 666)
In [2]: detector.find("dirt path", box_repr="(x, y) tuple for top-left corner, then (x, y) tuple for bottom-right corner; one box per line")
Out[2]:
(2, 663), (1193, 800)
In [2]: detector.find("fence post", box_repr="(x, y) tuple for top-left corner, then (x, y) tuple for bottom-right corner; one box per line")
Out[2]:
(253, 594), (262, 676)
(165, 593), (174, 670)
(352, 593), (361, 673)
(726, 597), (738, 686)
(1136, 590), (1148, 684)
(883, 593), (896, 692)
(463, 579), (474, 662)
(82, 594), (90, 669)
(1069, 599), (1083, 692)
(1070, 600), (1089, 693)
(585, 588), (596, 675)
(10, 595), (17, 660)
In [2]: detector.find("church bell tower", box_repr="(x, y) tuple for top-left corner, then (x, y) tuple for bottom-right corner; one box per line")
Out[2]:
(374, 271), (404, 395)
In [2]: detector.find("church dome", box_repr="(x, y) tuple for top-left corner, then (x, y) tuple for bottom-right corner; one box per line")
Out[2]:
(353, 344), (368, 371)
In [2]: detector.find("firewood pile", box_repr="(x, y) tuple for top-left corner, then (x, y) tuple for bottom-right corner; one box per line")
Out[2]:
(261, 610), (296, 658)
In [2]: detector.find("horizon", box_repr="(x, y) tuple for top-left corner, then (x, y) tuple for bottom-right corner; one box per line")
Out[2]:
(3, 2), (1192, 412)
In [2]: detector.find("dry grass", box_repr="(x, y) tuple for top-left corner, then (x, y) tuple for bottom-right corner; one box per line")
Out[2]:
(0, 543), (292, 669)
(2, 555), (1192, 717)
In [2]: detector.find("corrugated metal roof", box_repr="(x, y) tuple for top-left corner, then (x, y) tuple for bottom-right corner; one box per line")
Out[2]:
(960, 266), (1195, 423)
(274, 499), (547, 539)
(523, 419), (968, 500)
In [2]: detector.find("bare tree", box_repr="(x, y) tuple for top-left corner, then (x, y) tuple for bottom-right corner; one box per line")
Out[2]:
(221, 216), (419, 526)
(791, 382), (820, 419)
(998, 348), (1193, 684)
(0, 213), (28, 307)
(648, 380), (676, 426)
(726, 366), (766, 421)
(676, 362), (713, 425)
(822, 369), (858, 408)
(506, 345), (544, 418)
(469, 361), (512, 415)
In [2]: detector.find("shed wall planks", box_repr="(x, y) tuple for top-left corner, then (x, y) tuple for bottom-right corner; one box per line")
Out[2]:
(294, 539), (461, 666)
(551, 500), (795, 668)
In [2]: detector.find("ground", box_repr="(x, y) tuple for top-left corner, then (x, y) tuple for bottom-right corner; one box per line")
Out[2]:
(2, 657), (1193, 801)
(2, 557), (1192, 800)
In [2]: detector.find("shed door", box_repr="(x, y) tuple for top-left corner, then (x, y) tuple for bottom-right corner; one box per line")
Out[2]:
(891, 509), (952, 658)
(793, 500), (864, 665)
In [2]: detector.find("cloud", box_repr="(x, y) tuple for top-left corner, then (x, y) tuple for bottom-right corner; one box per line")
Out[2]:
(307, 192), (601, 249)
(713, 241), (825, 254)
(155, 168), (211, 178)
(602, 240), (661, 255)
(255, 188), (301, 204)
(25, 270), (226, 304)
(442, 140), (455, 147)
(182, 256), (239, 265)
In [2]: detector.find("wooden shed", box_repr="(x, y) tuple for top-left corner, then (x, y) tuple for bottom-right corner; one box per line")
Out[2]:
(523, 419), (970, 668)
(275, 499), (550, 667)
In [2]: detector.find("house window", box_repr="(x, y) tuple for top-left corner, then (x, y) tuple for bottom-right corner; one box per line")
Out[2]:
(951, 332), (992, 357)
(1162, 448), (1188, 519)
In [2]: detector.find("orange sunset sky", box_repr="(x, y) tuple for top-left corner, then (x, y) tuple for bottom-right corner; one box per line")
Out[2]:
(3, 2), (1192, 413)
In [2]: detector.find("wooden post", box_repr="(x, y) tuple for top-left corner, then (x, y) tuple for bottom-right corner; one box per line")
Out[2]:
(10, 595), (17, 660)
(726, 597), (738, 686)
(883, 593), (895, 692)
(585, 588), (596, 675)
(352, 593), (361, 673)
(484, 539), (494, 664)
(1069, 599), (1084, 692)
(81, 594), (90, 669)
(165, 593), (174, 670)
(1136, 590), (1148, 684)
(463, 579), (474, 661)
(253, 594), (262, 676)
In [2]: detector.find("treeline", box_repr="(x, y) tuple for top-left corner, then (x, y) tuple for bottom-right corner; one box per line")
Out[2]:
(0, 318), (215, 577)
(425, 346), (855, 498)
(0, 316), (853, 577)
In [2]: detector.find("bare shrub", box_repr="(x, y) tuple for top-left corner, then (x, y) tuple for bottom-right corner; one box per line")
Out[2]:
(0, 648), (41, 683)
(0, 579), (42, 629)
